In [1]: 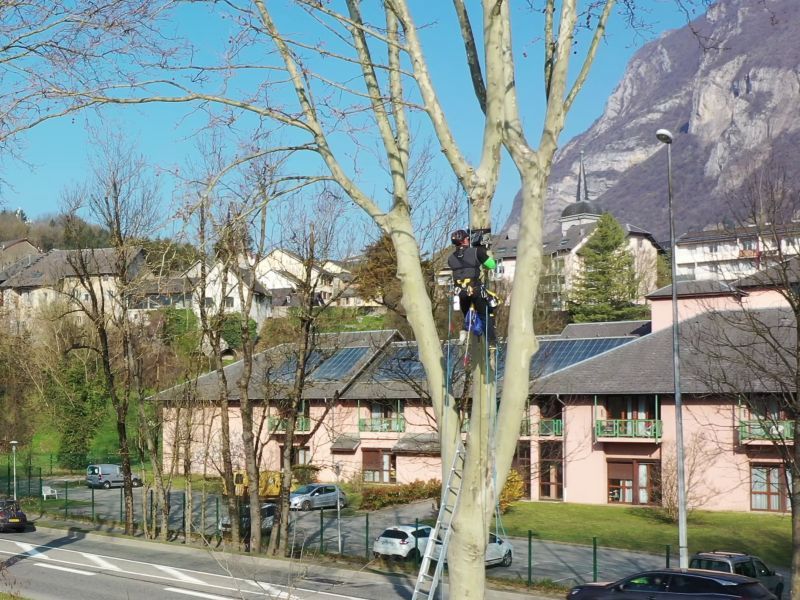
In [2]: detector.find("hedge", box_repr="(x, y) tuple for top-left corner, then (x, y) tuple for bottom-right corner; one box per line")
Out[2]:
(360, 479), (441, 511)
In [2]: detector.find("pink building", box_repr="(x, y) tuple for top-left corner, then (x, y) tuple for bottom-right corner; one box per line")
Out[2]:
(161, 268), (796, 513)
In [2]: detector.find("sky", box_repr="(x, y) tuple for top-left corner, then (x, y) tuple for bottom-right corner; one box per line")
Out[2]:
(0, 2), (699, 241)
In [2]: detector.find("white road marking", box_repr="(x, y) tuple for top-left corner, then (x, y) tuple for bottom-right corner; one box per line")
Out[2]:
(36, 563), (96, 576)
(82, 552), (123, 571)
(164, 589), (231, 600)
(15, 542), (52, 559)
(156, 565), (206, 585)
(0, 539), (365, 599)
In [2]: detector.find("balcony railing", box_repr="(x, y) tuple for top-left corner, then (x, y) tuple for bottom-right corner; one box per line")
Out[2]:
(533, 419), (563, 437)
(739, 420), (794, 441)
(595, 419), (662, 439)
(359, 416), (406, 433)
(268, 416), (311, 432)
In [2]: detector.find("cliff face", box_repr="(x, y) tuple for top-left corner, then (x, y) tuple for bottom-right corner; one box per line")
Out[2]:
(502, 0), (800, 242)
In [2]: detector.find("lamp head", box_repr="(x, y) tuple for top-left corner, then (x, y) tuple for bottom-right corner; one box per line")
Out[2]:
(656, 129), (674, 144)
(10, 440), (17, 447)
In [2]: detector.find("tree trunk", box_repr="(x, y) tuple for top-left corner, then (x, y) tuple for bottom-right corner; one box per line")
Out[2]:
(448, 342), (495, 598)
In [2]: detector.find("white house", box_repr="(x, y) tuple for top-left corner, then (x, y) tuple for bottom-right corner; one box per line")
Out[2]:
(675, 223), (800, 282)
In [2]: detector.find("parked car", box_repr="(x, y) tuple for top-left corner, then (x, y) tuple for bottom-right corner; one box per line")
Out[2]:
(289, 484), (346, 511)
(219, 503), (276, 538)
(0, 499), (28, 533)
(86, 464), (143, 489)
(373, 525), (433, 560)
(566, 569), (776, 600)
(690, 551), (784, 599)
(431, 532), (514, 568)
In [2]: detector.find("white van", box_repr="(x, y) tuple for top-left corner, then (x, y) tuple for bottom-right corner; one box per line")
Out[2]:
(85, 464), (143, 489)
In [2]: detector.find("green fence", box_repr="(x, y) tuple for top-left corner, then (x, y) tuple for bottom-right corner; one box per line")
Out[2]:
(1, 453), (124, 478)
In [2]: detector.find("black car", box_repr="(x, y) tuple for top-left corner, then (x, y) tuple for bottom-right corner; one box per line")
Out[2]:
(0, 499), (28, 532)
(219, 503), (276, 538)
(567, 569), (776, 600)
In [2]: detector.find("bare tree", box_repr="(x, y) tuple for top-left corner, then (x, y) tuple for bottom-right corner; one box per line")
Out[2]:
(60, 136), (159, 535)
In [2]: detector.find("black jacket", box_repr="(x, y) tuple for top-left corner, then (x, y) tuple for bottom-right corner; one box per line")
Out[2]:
(448, 246), (489, 282)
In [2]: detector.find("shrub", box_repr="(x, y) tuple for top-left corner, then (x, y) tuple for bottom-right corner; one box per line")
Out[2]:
(360, 479), (440, 511)
(292, 464), (320, 485)
(498, 469), (525, 513)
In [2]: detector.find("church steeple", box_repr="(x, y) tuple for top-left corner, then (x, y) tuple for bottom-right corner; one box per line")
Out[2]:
(560, 151), (602, 235)
(575, 151), (590, 203)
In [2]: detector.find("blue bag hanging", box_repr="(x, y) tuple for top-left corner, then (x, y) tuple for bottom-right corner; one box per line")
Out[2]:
(464, 309), (484, 337)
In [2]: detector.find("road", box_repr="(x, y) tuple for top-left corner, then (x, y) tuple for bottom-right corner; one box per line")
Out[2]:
(0, 527), (541, 600)
(38, 487), (791, 593)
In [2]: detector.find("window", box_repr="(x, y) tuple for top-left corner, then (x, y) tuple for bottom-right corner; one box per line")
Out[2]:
(362, 449), (395, 483)
(708, 242), (718, 254)
(295, 447), (311, 465)
(225, 296), (234, 308)
(734, 560), (756, 578)
(622, 574), (667, 592)
(669, 575), (722, 595)
(277, 445), (311, 466)
(751, 464), (789, 512)
(608, 461), (660, 505)
(742, 238), (756, 251)
(204, 297), (214, 307)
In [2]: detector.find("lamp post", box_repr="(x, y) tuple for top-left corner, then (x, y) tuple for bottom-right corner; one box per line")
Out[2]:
(656, 128), (688, 569)
(10, 441), (18, 501)
(334, 462), (342, 554)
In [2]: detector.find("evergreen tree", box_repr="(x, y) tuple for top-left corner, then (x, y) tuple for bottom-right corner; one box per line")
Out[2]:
(568, 213), (649, 323)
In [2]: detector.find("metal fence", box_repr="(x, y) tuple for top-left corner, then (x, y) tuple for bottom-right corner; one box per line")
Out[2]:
(2, 453), (124, 478)
(1, 467), (681, 588)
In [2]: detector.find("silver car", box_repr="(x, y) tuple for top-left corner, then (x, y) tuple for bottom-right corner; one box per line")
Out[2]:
(86, 464), (143, 489)
(289, 484), (347, 510)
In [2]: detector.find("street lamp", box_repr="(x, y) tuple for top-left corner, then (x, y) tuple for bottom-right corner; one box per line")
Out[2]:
(10, 441), (18, 501)
(656, 128), (689, 569)
(334, 462), (342, 554)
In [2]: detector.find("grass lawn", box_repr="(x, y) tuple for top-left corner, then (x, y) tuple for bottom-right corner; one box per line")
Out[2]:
(501, 502), (792, 567)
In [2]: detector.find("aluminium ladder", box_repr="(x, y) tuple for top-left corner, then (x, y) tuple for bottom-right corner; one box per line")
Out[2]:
(411, 442), (466, 600)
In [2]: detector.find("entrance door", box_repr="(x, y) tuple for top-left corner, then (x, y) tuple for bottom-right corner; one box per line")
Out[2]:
(512, 442), (531, 498)
(538, 441), (563, 500)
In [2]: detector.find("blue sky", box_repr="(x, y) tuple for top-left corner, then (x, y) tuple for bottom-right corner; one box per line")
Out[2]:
(1, 2), (696, 235)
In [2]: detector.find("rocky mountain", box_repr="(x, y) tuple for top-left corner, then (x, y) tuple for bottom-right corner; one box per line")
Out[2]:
(501, 0), (800, 243)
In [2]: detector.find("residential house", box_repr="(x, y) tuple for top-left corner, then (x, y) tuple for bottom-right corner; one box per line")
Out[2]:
(674, 223), (800, 282)
(179, 260), (272, 328)
(253, 249), (376, 311)
(0, 239), (39, 272)
(0, 247), (147, 333)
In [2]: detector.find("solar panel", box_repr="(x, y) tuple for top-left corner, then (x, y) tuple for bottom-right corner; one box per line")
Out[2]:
(310, 346), (369, 381)
(373, 346), (426, 380)
(373, 342), (465, 381)
(272, 350), (324, 382)
(529, 337), (633, 377)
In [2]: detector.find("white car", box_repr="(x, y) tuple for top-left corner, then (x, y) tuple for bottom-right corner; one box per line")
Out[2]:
(431, 532), (514, 568)
(373, 525), (433, 560)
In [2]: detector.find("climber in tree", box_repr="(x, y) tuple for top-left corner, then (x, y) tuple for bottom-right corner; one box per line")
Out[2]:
(447, 229), (498, 345)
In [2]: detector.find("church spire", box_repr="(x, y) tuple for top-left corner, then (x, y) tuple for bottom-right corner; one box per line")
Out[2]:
(575, 151), (590, 203)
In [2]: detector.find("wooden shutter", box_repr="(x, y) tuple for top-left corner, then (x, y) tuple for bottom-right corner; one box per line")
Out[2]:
(607, 462), (633, 480)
